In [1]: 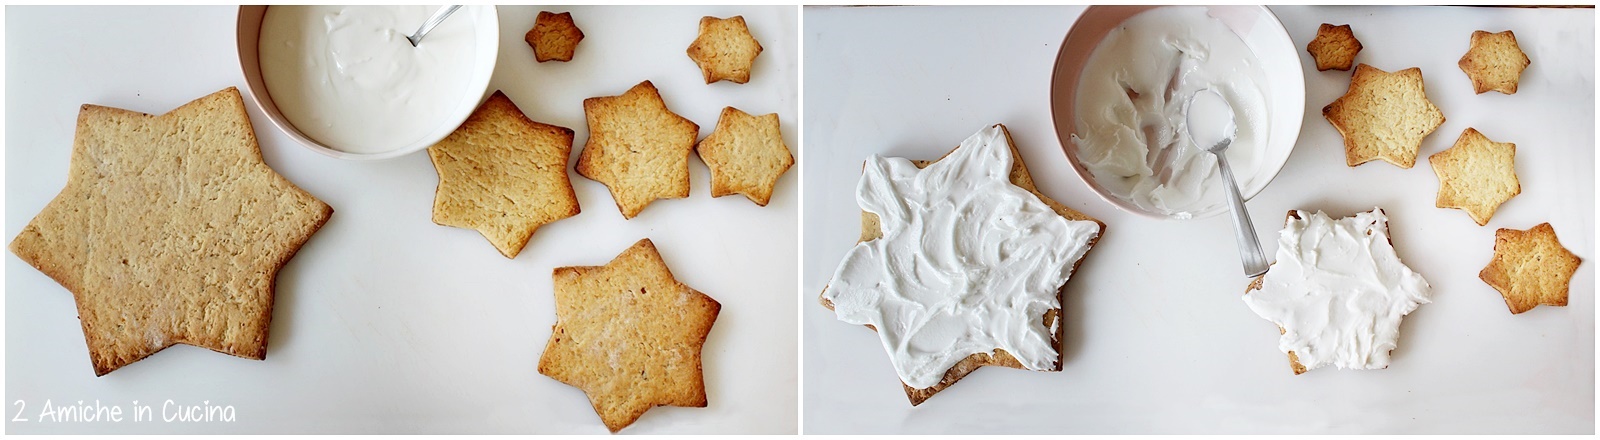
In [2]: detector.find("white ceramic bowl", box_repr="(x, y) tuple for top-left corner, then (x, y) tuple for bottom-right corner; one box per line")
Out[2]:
(1049, 5), (1304, 219)
(235, 5), (500, 160)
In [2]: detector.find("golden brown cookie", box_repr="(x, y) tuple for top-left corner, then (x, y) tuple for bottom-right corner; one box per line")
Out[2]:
(1323, 64), (1446, 168)
(1480, 223), (1582, 314)
(686, 15), (763, 84)
(1428, 128), (1519, 226)
(526, 11), (583, 63)
(1306, 23), (1362, 71)
(7, 87), (332, 376)
(820, 124), (1104, 405)
(1458, 30), (1530, 95)
(576, 80), (700, 219)
(537, 239), (720, 432)
(428, 91), (579, 258)
(694, 107), (793, 206)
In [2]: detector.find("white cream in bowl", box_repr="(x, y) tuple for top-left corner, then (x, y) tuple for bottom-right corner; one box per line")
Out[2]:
(1071, 6), (1272, 219)
(258, 5), (493, 157)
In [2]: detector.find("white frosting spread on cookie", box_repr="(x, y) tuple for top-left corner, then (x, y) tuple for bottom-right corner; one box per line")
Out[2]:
(1070, 6), (1271, 218)
(823, 125), (1100, 389)
(1242, 209), (1432, 371)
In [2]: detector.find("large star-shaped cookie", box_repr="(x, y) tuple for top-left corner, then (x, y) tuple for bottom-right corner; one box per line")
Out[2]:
(686, 16), (763, 84)
(429, 91), (579, 258)
(694, 107), (793, 206)
(8, 87), (332, 376)
(1429, 128), (1519, 226)
(1323, 64), (1445, 168)
(821, 124), (1104, 405)
(1459, 30), (1530, 95)
(538, 239), (720, 432)
(576, 81), (699, 219)
(1480, 223), (1582, 314)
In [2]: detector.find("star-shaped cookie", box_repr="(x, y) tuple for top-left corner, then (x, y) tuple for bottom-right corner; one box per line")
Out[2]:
(686, 15), (763, 84)
(1459, 30), (1530, 95)
(694, 107), (793, 206)
(8, 87), (332, 376)
(428, 91), (579, 258)
(526, 11), (583, 63)
(576, 80), (700, 219)
(1323, 64), (1446, 168)
(1429, 128), (1519, 226)
(537, 239), (720, 432)
(1306, 23), (1362, 71)
(821, 124), (1104, 405)
(1480, 223), (1582, 314)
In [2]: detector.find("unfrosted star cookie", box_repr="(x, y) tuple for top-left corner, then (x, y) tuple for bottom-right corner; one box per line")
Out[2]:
(1307, 23), (1362, 71)
(8, 87), (332, 376)
(526, 11), (583, 62)
(821, 124), (1103, 405)
(1243, 209), (1431, 374)
(1480, 223), (1582, 314)
(694, 107), (793, 206)
(576, 80), (699, 219)
(686, 15), (763, 84)
(537, 239), (720, 432)
(428, 91), (580, 258)
(1428, 127), (1519, 226)
(1323, 64), (1446, 168)
(1459, 30), (1530, 95)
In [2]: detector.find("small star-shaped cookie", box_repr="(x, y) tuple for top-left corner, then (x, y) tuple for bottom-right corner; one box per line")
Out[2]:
(8, 87), (332, 376)
(538, 239), (720, 432)
(1306, 23), (1362, 71)
(1480, 223), (1582, 314)
(576, 80), (700, 219)
(694, 107), (793, 206)
(1428, 128), (1519, 226)
(526, 11), (583, 63)
(1459, 30), (1530, 95)
(1323, 64), (1446, 168)
(686, 15), (763, 84)
(428, 91), (579, 258)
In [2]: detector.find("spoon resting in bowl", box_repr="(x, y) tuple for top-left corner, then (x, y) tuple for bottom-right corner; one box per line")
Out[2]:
(1187, 88), (1269, 277)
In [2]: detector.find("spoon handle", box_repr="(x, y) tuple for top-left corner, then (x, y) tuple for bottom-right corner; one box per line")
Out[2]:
(1215, 152), (1270, 277)
(407, 5), (462, 47)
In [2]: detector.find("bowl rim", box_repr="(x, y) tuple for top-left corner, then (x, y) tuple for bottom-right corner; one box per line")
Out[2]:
(1048, 5), (1305, 220)
(234, 5), (500, 161)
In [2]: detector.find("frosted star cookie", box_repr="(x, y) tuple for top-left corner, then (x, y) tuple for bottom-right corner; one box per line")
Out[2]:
(821, 124), (1104, 405)
(576, 80), (700, 219)
(1480, 223), (1582, 314)
(1458, 30), (1530, 95)
(1306, 23), (1362, 71)
(686, 15), (763, 84)
(694, 107), (793, 206)
(428, 91), (580, 258)
(1323, 64), (1446, 168)
(8, 87), (332, 376)
(537, 239), (719, 432)
(1243, 209), (1431, 374)
(1428, 128), (1519, 226)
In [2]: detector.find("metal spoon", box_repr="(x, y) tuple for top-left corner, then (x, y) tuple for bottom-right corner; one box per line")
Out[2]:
(406, 5), (462, 47)
(1186, 89), (1269, 277)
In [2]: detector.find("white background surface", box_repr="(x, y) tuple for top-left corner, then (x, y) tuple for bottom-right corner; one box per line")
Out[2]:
(5, 5), (797, 434)
(803, 5), (1594, 434)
